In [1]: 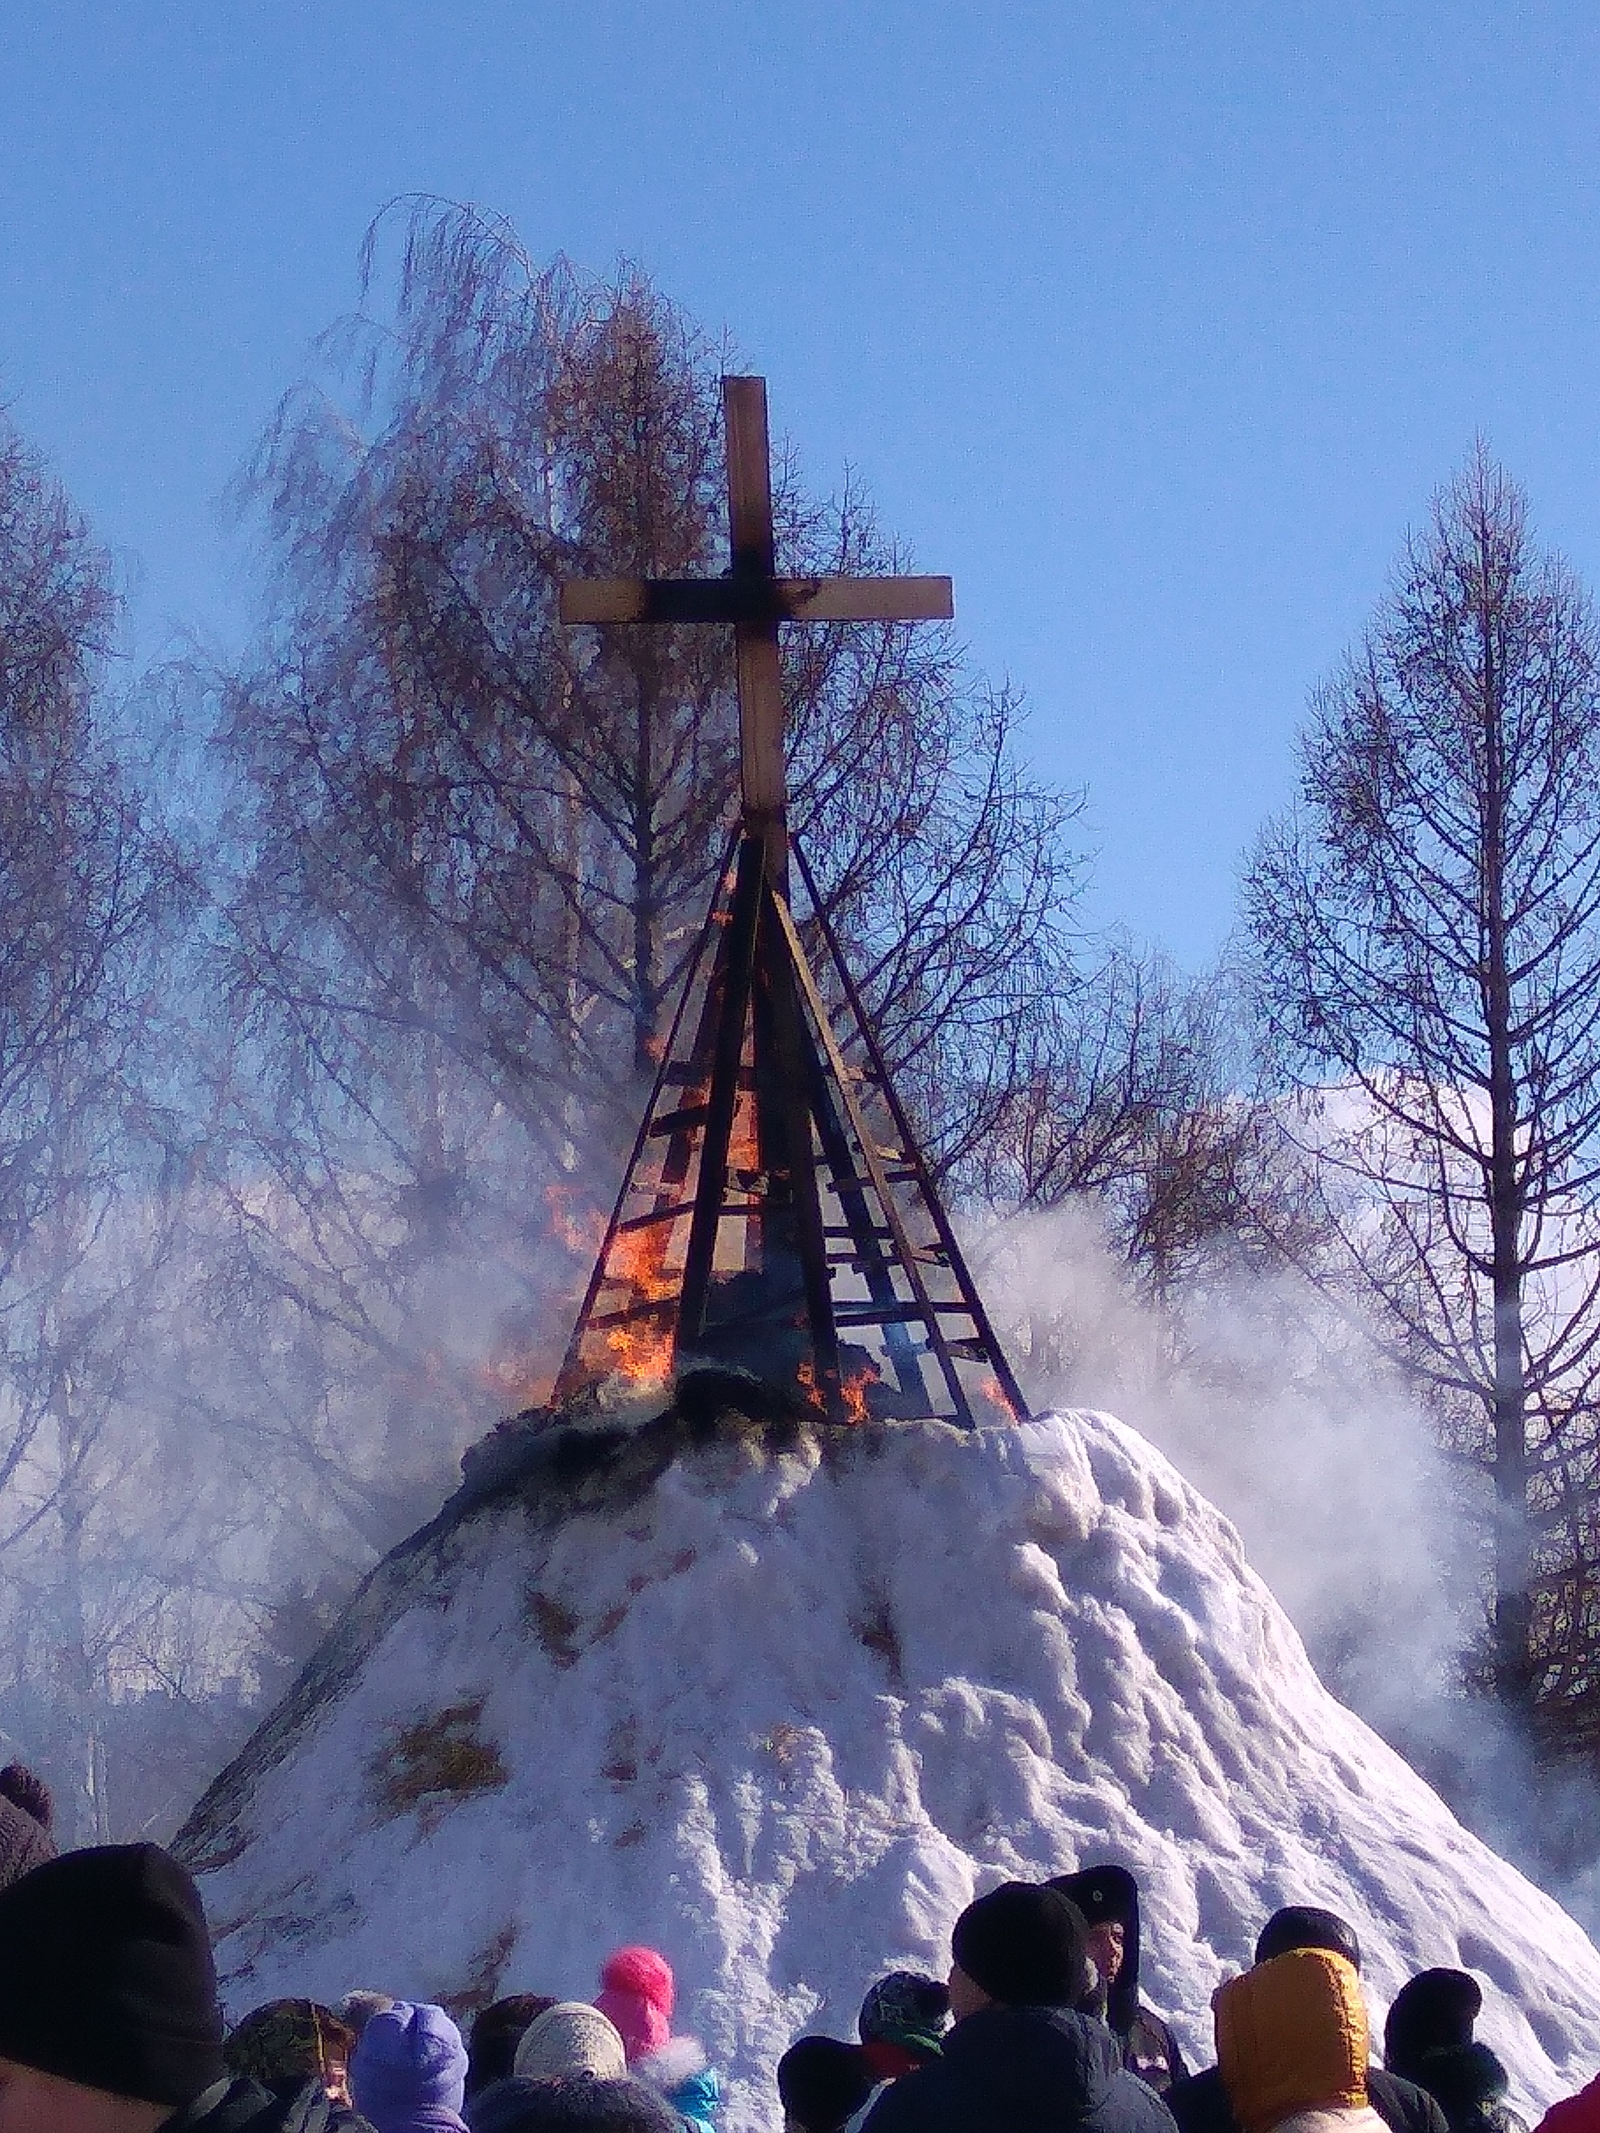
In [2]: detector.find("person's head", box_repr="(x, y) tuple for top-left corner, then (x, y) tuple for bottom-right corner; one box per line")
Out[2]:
(339, 1991), (398, 2041)
(467, 2071), (682, 2133)
(512, 2004), (628, 2084)
(1383, 1970), (1483, 2082)
(1215, 1948), (1368, 2133)
(776, 2037), (875, 2133)
(1253, 1907), (1362, 1972)
(1049, 1865), (1142, 2032)
(0, 1842), (226, 2133)
(351, 2001), (468, 2133)
(225, 1998), (355, 2104)
(857, 1972), (949, 2061)
(467, 1995), (559, 2097)
(947, 1881), (1094, 2018)
(0, 1765), (54, 1894)
(595, 1948), (674, 2064)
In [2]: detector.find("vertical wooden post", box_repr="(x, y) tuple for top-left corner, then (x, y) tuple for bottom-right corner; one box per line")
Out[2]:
(723, 377), (789, 892)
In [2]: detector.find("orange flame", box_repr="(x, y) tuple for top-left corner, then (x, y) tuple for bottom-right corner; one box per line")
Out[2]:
(596, 1221), (677, 1388)
(796, 1357), (879, 1425)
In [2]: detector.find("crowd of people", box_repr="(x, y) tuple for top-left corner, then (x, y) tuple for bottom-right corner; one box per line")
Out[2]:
(0, 1761), (1596, 2133)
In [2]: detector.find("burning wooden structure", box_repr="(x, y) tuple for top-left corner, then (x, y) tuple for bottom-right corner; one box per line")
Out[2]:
(552, 379), (1026, 1428)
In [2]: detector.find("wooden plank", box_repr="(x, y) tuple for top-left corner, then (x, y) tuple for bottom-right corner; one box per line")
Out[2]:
(560, 576), (954, 626)
(723, 377), (777, 577)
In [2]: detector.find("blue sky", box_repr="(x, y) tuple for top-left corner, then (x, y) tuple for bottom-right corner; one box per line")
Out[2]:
(3, 2), (1599, 966)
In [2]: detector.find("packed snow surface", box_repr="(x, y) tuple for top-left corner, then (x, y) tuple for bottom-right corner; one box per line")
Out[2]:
(180, 1407), (1600, 2127)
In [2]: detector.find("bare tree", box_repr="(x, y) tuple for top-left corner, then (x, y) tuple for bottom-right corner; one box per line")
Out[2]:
(1245, 449), (1600, 1727)
(201, 203), (1085, 1502)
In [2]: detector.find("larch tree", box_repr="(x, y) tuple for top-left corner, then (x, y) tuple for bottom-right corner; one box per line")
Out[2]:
(1246, 450), (1600, 1735)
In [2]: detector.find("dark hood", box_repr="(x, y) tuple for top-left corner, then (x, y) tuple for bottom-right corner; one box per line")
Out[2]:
(942, 2006), (1126, 2126)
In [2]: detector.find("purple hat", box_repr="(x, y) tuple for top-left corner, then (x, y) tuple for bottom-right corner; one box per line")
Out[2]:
(352, 2001), (469, 2131)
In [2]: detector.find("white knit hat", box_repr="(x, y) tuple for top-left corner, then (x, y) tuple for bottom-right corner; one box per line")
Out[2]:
(513, 2002), (628, 2082)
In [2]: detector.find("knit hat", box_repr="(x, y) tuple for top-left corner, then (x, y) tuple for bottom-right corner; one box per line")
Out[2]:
(352, 2001), (469, 2130)
(776, 2037), (876, 2133)
(468, 2073), (683, 2133)
(468, 1995), (560, 2097)
(513, 2004), (628, 2083)
(857, 1972), (948, 2057)
(1215, 1948), (1368, 2133)
(1383, 1970), (1483, 2080)
(596, 1947), (674, 2063)
(226, 1998), (354, 2089)
(950, 1881), (1094, 2009)
(0, 1841), (224, 2104)
(0, 1764), (54, 1891)
(1254, 1907), (1363, 1972)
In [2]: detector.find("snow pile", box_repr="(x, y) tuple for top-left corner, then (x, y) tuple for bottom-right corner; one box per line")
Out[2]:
(178, 1405), (1600, 2126)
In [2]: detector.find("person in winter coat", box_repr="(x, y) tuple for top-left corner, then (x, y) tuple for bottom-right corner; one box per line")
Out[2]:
(1167, 1909), (1447, 2133)
(595, 1945), (720, 2133)
(1051, 1864), (1189, 2092)
(857, 1975), (949, 2081)
(0, 1839), (362, 2133)
(351, 2004), (470, 2133)
(861, 1879), (1177, 2133)
(1212, 1945), (1385, 2133)
(778, 2038), (879, 2133)
(468, 1999), (559, 2099)
(1535, 2072), (1600, 2133)
(1383, 1972), (1527, 2133)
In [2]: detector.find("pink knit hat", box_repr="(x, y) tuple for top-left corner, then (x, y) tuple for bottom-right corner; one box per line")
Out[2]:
(595, 1946), (674, 2063)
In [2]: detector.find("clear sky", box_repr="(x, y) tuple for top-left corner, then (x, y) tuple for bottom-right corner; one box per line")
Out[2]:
(3, 2), (1599, 967)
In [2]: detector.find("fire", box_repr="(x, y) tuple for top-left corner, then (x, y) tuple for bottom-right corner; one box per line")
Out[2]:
(796, 1356), (878, 1425)
(597, 1221), (677, 1388)
(545, 1183), (604, 1258)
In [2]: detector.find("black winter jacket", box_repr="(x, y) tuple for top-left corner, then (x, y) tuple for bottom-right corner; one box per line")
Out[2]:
(168, 2074), (376, 2133)
(1166, 2066), (1448, 2133)
(861, 2005), (1179, 2133)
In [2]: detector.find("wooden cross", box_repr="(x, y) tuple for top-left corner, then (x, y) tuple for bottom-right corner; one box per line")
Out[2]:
(559, 376), (953, 883)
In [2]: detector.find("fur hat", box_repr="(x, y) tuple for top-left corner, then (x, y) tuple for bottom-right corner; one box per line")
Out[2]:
(776, 2037), (876, 2133)
(596, 1948), (674, 2063)
(1383, 1970), (1483, 2079)
(340, 1990), (398, 2038)
(950, 1881), (1093, 2009)
(1050, 1864), (1143, 2037)
(352, 2001), (469, 2130)
(0, 1764), (54, 1891)
(469, 2073), (682, 2133)
(513, 2003), (628, 2083)
(0, 1841), (224, 2105)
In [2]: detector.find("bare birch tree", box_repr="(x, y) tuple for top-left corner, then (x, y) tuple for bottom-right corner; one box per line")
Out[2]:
(1246, 450), (1600, 1730)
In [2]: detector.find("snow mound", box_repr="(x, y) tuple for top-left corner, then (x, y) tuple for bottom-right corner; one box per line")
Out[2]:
(177, 1407), (1600, 2126)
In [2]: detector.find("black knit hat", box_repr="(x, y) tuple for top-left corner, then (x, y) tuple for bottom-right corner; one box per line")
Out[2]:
(951, 1881), (1094, 2009)
(776, 2038), (875, 2133)
(1384, 1969), (1483, 2079)
(0, 1843), (225, 2104)
(0, 1763), (55, 1891)
(1254, 1905), (1362, 1972)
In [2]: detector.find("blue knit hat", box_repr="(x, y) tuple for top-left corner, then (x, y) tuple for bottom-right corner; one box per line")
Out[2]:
(353, 2001), (469, 2130)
